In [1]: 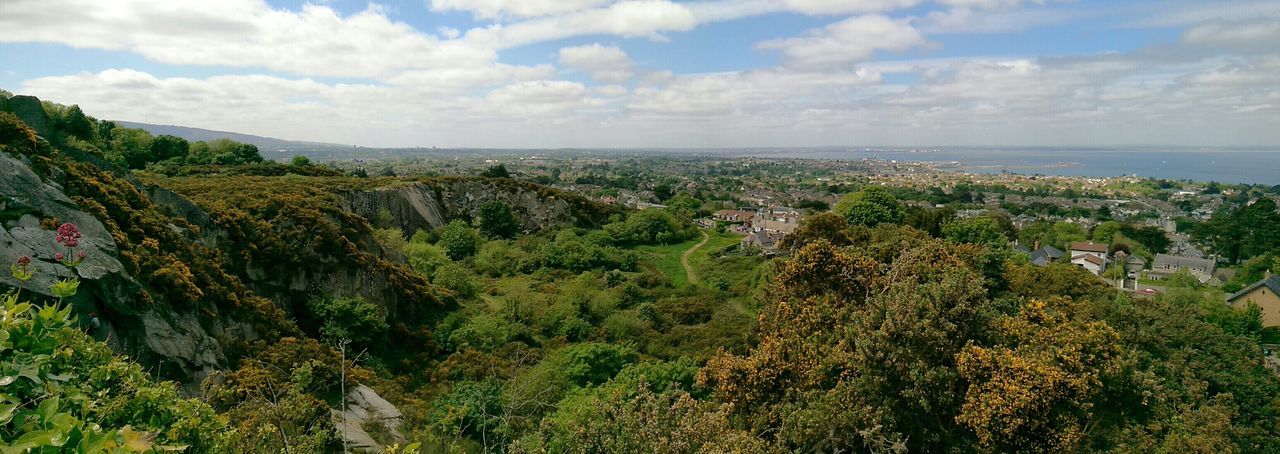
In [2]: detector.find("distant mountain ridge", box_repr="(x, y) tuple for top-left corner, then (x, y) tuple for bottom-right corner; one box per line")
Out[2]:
(113, 120), (352, 158)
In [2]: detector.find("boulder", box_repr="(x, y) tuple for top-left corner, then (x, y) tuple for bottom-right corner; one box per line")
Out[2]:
(332, 384), (405, 452)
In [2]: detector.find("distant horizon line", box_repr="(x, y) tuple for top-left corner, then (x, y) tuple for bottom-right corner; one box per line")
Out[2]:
(110, 120), (1280, 152)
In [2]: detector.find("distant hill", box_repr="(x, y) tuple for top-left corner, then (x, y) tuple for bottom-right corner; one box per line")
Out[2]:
(113, 121), (353, 160)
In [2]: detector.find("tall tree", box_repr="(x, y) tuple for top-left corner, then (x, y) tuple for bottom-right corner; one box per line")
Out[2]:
(834, 186), (905, 227)
(475, 201), (520, 239)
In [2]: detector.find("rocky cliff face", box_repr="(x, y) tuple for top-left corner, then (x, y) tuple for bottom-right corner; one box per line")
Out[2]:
(0, 151), (256, 390)
(2, 111), (608, 393)
(344, 178), (609, 236)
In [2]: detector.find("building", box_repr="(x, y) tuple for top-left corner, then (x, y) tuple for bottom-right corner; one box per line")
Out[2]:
(1029, 245), (1064, 266)
(1072, 253), (1108, 275)
(1124, 254), (1146, 277)
(1227, 274), (1280, 327)
(1068, 242), (1111, 275)
(757, 219), (799, 235)
(714, 210), (756, 222)
(1069, 242), (1109, 260)
(1150, 253), (1217, 283)
(741, 230), (786, 254)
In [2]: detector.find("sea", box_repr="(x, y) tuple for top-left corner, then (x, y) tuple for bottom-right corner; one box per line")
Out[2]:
(730, 147), (1280, 186)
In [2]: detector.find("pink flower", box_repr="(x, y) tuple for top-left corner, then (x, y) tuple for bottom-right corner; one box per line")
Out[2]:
(55, 223), (81, 248)
(16, 255), (31, 267)
(54, 252), (64, 261)
(77, 250), (87, 259)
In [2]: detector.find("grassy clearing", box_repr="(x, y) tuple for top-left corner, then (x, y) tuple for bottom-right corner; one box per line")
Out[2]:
(688, 230), (744, 274)
(634, 235), (705, 288)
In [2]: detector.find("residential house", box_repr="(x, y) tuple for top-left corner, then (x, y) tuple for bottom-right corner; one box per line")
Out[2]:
(1070, 242), (1110, 260)
(713, 210), (756, 223)
(741, 230), (786, 254)
(1227, 273), (1280, 327)
(1069, 242), (1111, 276)
(1073, 254), (1108, 275)
(758, 219), (799, 235)
(1150, 253), (1217, 283)
(1029, 245), (1065, 267)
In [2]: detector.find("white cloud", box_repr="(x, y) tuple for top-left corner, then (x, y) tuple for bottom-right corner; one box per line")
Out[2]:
(7, 0), (1280, 148)
(780, 0), (920, 14)
(935, 0), (1038, 8)
(920, 5), (1083, 34)
(1128, 0), (1280, 28)
(686, 0), (918, 22)
(385, 64), (557, 93)
(0, 0), (494, 80)
(1182, 18), (1280, 54)
(629, 68), (883, 116)
(484, 80), (598, 115)
(463, 1), (697, 49)
(429, 0), (614, 20)
(758, 15), (926, 69)
(558, 44), (634, 83)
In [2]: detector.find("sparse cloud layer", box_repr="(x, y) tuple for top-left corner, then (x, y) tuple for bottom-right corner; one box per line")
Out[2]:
(1, 0), (1278, 147)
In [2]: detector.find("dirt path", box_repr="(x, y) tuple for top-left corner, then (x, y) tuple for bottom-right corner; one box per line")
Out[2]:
(681, 230), (710, 286)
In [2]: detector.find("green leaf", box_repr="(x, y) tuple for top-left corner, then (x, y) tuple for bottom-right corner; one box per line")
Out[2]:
(37, 396), (60, 422)
(10, 429), (60, 450)
(121, 426), (154, 452)
(0, 402), (16, 424)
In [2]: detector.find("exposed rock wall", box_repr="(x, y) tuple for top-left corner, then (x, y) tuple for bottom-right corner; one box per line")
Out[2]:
(1, 151), (254, 390)
(343, 179), (586, 236)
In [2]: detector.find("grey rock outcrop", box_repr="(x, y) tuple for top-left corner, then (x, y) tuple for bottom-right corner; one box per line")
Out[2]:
(344, 179), (584, 236)
(0, 95), (55, 138)
(332, 384), (405, 452)
(1, 151), (251, 390)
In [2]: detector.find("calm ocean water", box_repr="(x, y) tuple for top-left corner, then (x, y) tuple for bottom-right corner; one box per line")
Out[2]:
(736, 148), (1280, 185)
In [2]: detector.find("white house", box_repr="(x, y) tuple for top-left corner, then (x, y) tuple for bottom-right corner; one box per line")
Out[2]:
(1069, 242), (1110, 275)
(1071, 253), (1108, 275)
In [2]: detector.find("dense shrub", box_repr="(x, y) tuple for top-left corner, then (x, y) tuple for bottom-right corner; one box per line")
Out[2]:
(476, 201), (520, 239)
(0, 294), (230, 452)
(438, 220), (482, 260)
(604, 209), (698, 246)
(306, 295), (388, 349)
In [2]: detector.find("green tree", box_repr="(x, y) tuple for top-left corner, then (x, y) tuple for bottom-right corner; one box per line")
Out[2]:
(61, 105), (95, 140)
(305, 295), (388, 349)
(433, 263), (479, 299)
(481, 164), (510, 178)
(943, 216), (1008, 246)
(1193, 198), (1280, 263)
(604, 209), (696, 245)
(1092, 221), (1123, 243)
(148, 134), (190, 163)
(109, 127), (154, 169)
(780, 211), (853, 249)
(438, 219), (481, 260)
(290, 155), (312, 166)
(834, 186), (904, 227)
(476, 201), (520, 239)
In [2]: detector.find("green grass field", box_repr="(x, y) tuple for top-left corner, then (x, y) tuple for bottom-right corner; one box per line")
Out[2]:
(688, 230), (744, 274)
(634, 235), (703, 287)
(633, 230), (745, 288)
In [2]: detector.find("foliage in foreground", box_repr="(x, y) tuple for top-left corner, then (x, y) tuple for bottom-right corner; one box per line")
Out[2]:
(0, 293), (230, 452)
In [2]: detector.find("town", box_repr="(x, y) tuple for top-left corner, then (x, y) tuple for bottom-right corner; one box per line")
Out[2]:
(337, 152), (1280, 338)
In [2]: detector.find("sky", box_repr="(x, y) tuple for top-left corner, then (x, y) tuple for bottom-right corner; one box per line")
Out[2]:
(1, 0), (1278, 148)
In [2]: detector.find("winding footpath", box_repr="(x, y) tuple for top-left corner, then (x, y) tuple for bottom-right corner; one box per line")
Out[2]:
(681, 230), (711, 286)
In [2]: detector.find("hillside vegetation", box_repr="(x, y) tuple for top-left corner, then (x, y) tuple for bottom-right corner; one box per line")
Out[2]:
(1, 96), (1278, 453)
